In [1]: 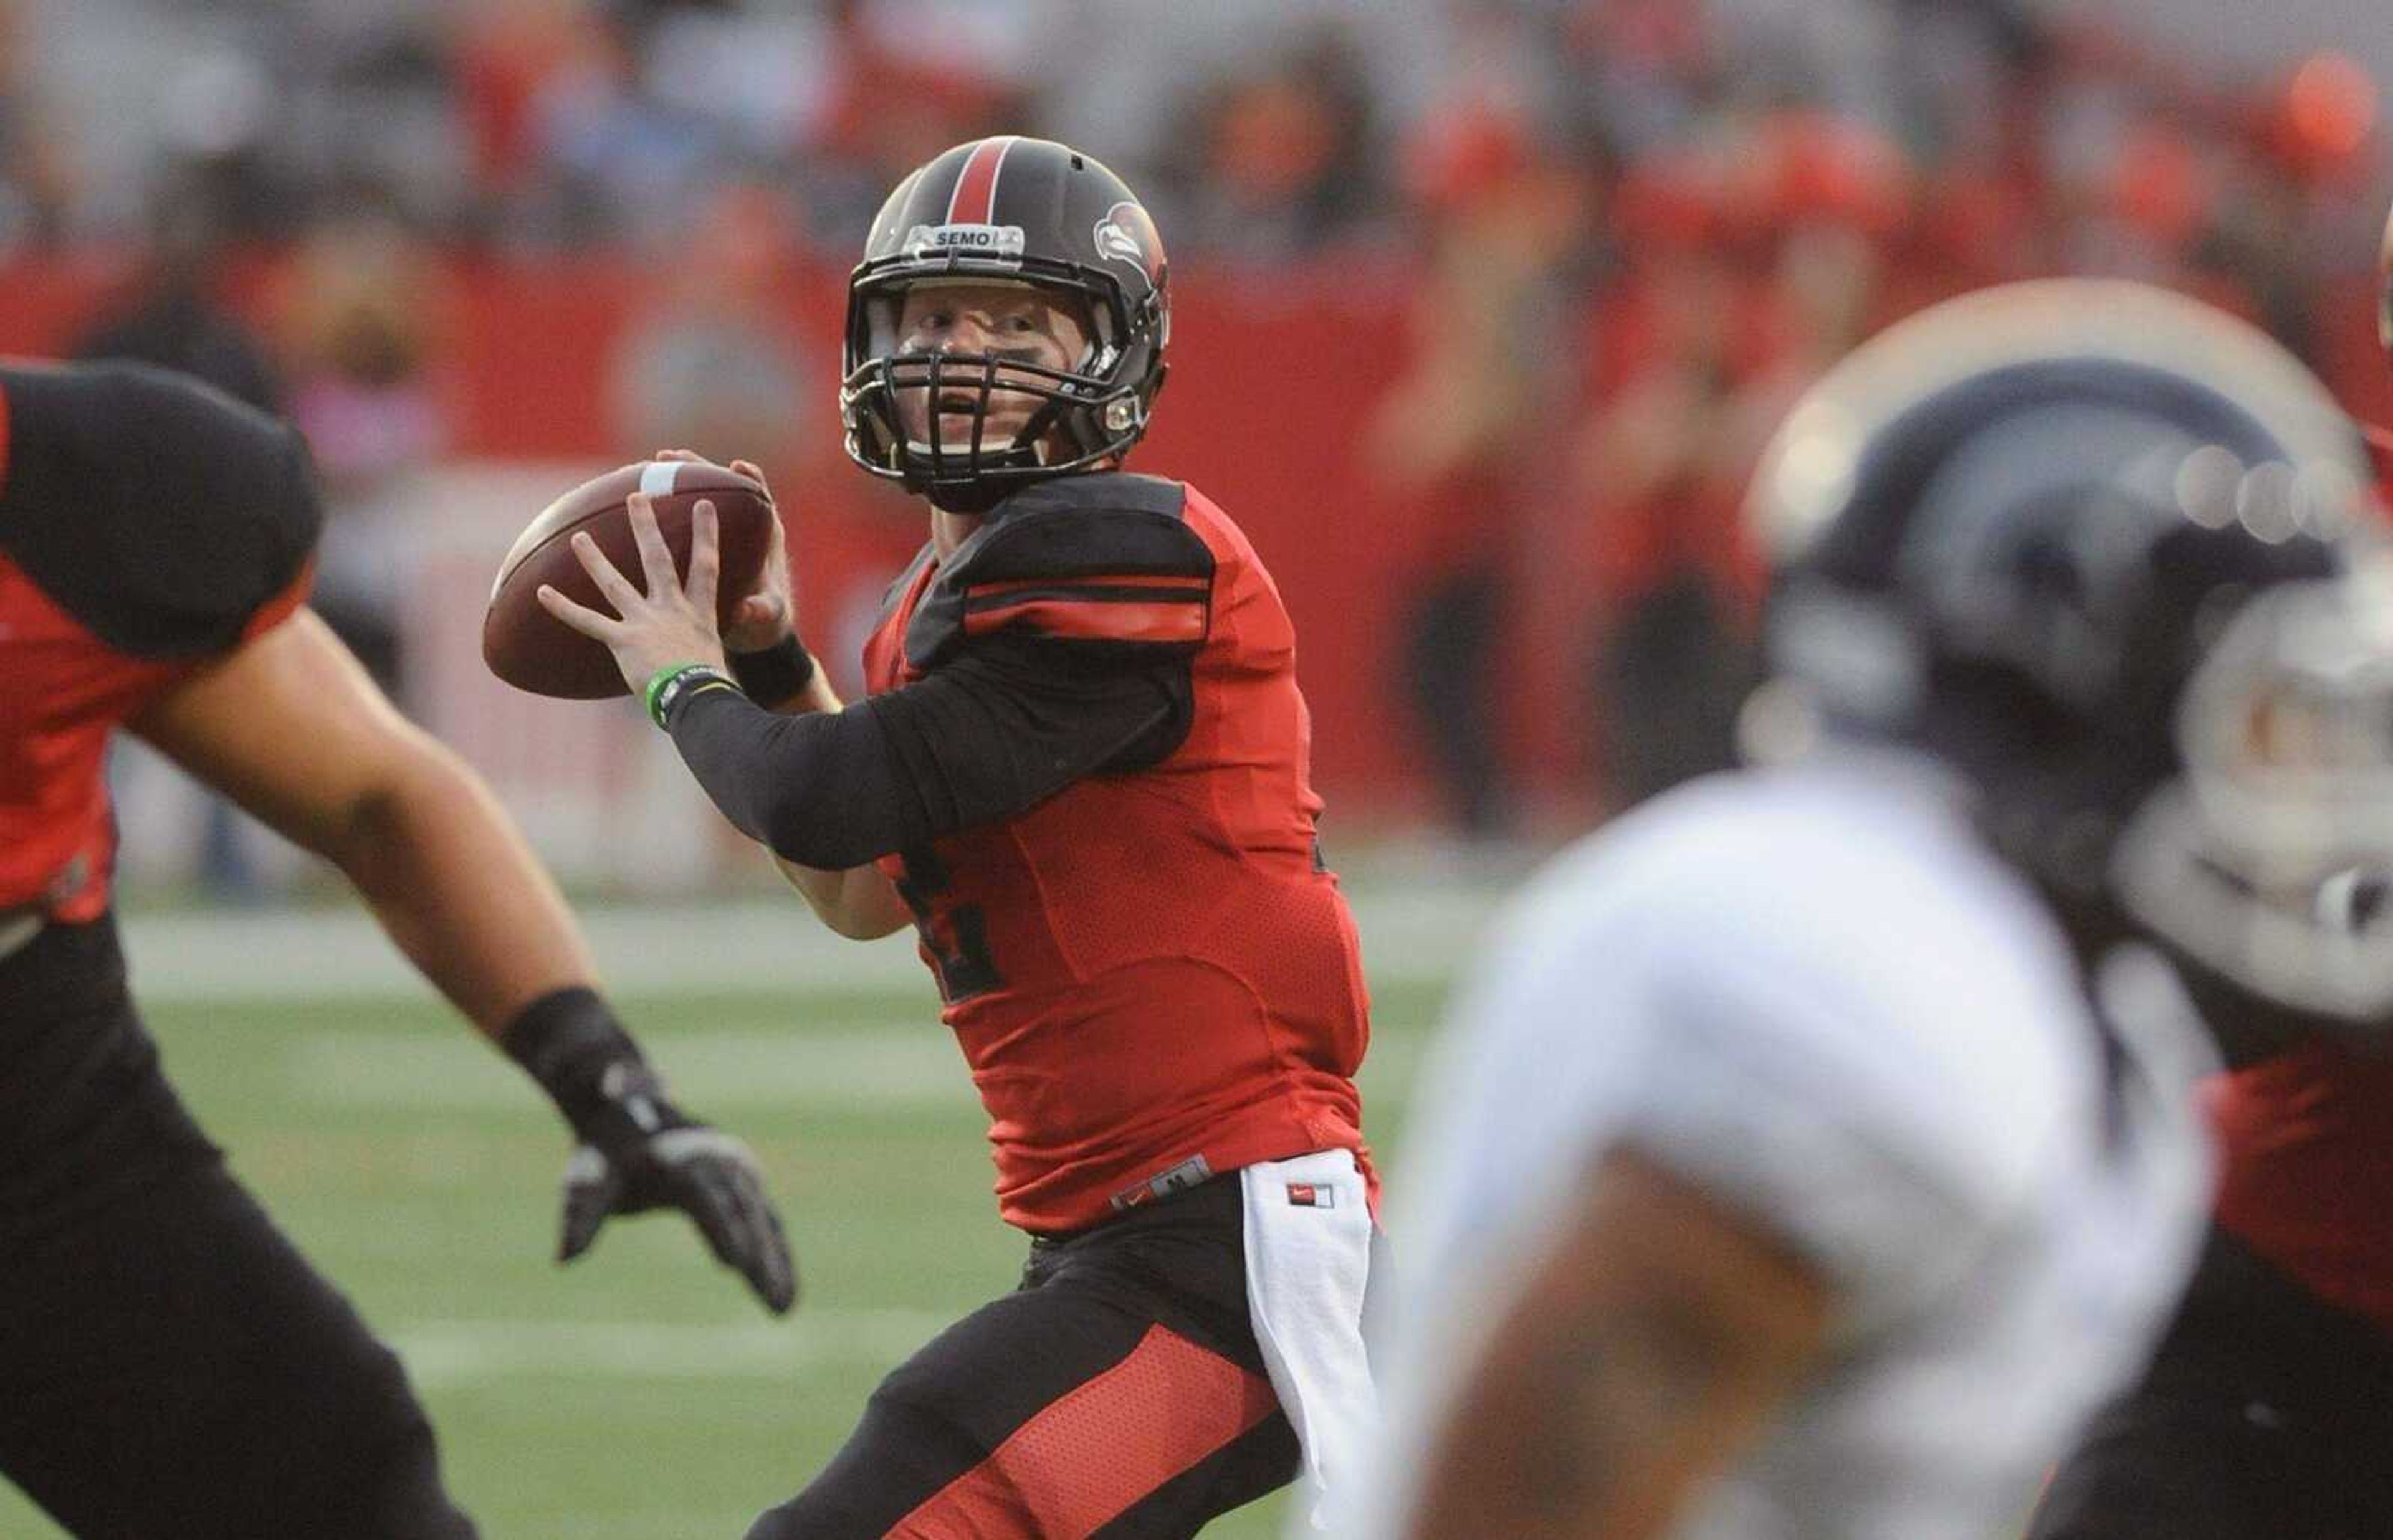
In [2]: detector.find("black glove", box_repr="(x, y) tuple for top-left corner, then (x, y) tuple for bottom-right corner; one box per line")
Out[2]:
(504, 987), (797, 1314)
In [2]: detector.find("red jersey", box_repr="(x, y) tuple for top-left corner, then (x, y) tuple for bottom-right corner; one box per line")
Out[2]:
(0, 361), (320, 917)
(2207, 1047), (2393, 1333)
(861, 472), (1374, 1234)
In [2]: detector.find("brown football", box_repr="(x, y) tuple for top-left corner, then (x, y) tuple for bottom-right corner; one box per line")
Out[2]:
(483, 459), (776, 699)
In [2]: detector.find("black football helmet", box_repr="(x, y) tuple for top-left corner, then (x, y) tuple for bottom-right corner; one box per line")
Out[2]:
(841, 136), (1170, 510)
(1744, 279), (2393, 1030)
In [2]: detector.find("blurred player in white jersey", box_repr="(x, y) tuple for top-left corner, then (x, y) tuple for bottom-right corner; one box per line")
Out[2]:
(1339, 280), (2393, 1540)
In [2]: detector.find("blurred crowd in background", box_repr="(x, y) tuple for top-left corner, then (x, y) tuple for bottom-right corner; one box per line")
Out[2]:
(5, 0), (2391, 883)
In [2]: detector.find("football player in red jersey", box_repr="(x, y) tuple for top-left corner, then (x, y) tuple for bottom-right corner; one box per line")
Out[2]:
(542, 136), (1381, 1537)
(0, 360), (793, 1538)
(2025, 222), (2393, 1540)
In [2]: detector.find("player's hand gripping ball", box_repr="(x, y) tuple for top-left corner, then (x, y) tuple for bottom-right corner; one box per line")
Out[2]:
(484, 457), (778, 698)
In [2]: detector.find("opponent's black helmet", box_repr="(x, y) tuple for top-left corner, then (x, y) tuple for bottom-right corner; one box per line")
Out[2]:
(841, 136), (1170, 508)
(1745, 279), (2393, 1029)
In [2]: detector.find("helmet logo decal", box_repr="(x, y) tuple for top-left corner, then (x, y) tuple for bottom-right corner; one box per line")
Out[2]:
(1094, 201), (1165, 291)
(902, 222), (1026, 262)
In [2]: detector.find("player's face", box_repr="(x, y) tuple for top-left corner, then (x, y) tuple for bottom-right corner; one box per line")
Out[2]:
(892, 282), (1091, 454)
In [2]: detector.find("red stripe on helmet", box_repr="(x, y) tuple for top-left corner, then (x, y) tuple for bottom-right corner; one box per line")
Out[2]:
(945, 136), (1018, 226)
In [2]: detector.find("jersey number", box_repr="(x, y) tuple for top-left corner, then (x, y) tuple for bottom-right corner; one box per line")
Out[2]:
(893, 845), (1002, 1002)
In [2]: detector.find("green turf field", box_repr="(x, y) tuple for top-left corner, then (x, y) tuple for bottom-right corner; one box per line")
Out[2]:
(0, 943), (1448, 1539)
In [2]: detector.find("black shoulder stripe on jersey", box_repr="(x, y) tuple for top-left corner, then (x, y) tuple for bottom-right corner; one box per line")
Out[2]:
(990, 471), (1190, 523)
(0, 361), (323, 659)
(958, 582), (1211, 613)
(905, 472), (1213, 668)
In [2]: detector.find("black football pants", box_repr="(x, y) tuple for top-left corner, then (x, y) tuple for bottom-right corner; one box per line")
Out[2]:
(0, 915), (477, 1539)
(746, 1176), (1301, 1539)
(2029, 1225), (2393, 1540)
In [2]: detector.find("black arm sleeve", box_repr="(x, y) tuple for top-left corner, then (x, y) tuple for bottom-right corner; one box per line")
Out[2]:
(664, 634), (1192, 870)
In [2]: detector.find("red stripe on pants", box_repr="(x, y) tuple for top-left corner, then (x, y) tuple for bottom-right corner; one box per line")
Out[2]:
(891, 1324), (1278, 1539)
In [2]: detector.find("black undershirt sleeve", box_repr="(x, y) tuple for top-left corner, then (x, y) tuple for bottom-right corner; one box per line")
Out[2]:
(662, 635), (1192, 870)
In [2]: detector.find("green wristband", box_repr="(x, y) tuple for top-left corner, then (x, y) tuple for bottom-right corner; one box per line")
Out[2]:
(644, 662), (735, 730)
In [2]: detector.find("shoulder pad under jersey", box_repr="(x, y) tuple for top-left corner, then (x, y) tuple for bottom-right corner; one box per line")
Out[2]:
(905, 472), (1214, 670)
(0, 360), (322, 658)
